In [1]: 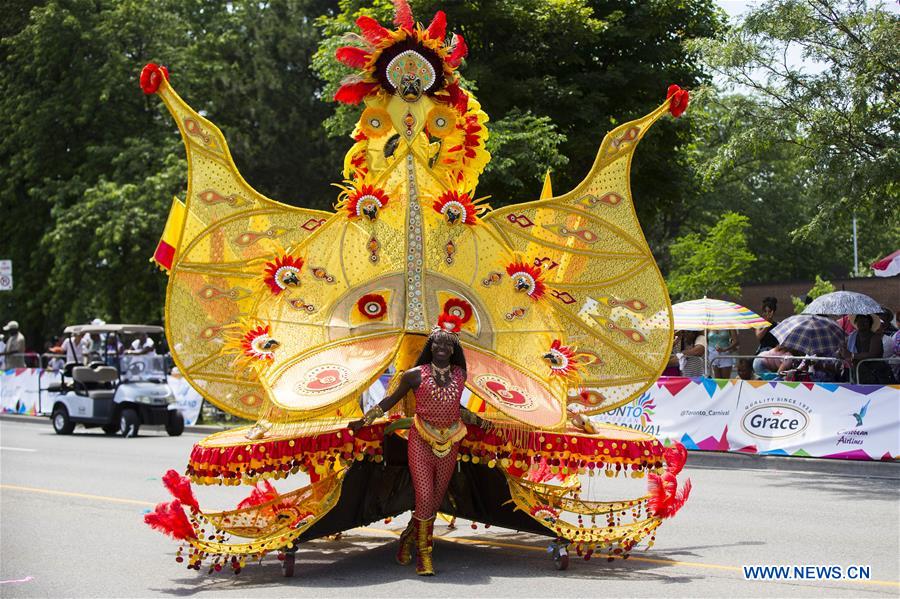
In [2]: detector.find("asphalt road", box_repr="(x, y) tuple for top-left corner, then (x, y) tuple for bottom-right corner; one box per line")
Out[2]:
(1, 417), (898, 598)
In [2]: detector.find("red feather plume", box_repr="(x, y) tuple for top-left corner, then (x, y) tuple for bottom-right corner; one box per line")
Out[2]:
(356, 15), (391, 44)
(426, 10), (447, 41)
(647, 472), (692, 519)
(393, 0), (415, 31)
(666, 84), (690, 118)
(236, 480), (280, 510)
(663, 442), (688, 475)
(144, 500), (196, 540)
(334, 81), (379, 105)
(448, 34), (468, 67)
(162, 469), (199, 513)
(336, 46), (371, 69)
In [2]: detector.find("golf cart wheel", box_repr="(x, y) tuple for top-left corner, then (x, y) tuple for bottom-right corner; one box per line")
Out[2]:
(52, 406), (75, 435)
(120, 408), (140, 438)
(101, 423), (119, 435)
(166, 410), (185, 436)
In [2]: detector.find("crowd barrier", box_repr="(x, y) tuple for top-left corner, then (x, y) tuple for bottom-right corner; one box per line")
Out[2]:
(3, 368), (897, 461)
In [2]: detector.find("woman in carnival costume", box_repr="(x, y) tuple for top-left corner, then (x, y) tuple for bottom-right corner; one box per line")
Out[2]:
(350, 317), (482, 575)
(142, 0), (692, 578)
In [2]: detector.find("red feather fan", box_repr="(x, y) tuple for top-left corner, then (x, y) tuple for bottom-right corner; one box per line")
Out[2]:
(447, 34), (468, 67)
(663, 442), (688, 475)
(336, 46), (371, 69)
(647, 472), (692, 519)
(334, 81), (379, 105)
(426, 10), (447, 41)
(162, 469), (199, 513)
(237, 480), (280, 510)
(393, 0), (415, 31)
(144, 500), (197, 540)
(356, 15), (391, 45)
(443, 81), (468, 113)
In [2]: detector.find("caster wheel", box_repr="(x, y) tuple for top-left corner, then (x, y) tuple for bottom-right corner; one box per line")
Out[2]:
(282, 553), (295, 577)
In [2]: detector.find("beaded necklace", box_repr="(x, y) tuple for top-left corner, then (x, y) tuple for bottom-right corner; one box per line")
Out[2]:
(428, 364), (458, 402)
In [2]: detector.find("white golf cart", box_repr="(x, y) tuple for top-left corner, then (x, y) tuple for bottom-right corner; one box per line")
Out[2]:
(41, 324), (184, 437)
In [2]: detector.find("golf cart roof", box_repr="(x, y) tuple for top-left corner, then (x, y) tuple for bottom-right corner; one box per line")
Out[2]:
(63, 324), (165, 335)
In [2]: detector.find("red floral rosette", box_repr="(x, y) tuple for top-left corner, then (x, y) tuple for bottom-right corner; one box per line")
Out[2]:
(356, 293), (388, 319)
(442, 297), (473, 323)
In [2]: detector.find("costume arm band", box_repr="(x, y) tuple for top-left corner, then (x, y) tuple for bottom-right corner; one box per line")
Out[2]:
(362, 405), (385, 426)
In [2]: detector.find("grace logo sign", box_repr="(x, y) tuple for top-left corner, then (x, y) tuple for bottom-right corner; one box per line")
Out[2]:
(740, 403), (810, 440)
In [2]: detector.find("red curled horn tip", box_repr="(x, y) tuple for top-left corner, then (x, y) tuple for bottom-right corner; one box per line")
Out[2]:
(140, 63), (169, 95)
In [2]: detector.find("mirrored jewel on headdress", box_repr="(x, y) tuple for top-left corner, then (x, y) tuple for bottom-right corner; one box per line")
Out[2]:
(386, 50), (436, 101)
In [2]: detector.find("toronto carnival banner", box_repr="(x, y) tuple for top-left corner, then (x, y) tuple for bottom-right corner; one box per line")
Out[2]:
(3, 368), (897, 460)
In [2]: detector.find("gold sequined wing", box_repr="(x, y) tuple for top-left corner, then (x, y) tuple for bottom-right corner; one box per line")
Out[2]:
(479, 100), (676, 416)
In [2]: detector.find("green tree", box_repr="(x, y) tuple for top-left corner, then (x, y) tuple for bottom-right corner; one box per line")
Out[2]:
(667, 212), (756, 300)
(681, 91), (900, 281)
(0, 0), (337, 346)
(690, 0), (899, 234)
(791, 275), (836, 314)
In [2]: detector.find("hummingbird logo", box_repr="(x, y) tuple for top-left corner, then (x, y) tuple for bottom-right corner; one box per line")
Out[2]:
(853, 399), (870, 427)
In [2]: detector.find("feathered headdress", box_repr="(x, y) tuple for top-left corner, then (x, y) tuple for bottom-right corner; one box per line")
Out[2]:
(334, 0), (469, 105)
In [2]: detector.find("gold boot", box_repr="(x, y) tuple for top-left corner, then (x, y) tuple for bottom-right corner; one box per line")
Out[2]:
(395, 519), (416, 565)
(415, 516), (435, 576)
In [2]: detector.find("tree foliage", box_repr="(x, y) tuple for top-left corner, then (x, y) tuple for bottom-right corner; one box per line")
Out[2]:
(667, 212), (756, 301)
(689, 0), (899, 234)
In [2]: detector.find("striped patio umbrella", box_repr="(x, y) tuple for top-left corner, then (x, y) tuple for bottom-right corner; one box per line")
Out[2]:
(671, 298), (770, 331)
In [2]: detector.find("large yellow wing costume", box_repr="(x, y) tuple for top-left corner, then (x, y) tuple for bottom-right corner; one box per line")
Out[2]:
(145, 8), (685, 433)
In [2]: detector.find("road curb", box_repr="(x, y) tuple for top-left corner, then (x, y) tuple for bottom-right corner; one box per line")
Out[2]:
(685, 449), (899, 478)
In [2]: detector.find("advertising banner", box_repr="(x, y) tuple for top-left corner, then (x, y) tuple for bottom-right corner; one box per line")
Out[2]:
(593, 377), (899, 461)
(168, 372), (203, 426)
(1, 368), (41, 415)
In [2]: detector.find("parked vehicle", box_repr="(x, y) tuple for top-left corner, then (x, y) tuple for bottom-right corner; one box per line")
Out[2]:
(40, 324), (183, 437)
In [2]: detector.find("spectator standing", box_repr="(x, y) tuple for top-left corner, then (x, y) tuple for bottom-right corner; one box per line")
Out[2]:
(755, 297), (779, 353)
(674, 330), (706, 378)
(708, 329), (738, 379)
(0, 334), (6, 370)
(3, 321), (26, 368)
(850, 314), (893, 384)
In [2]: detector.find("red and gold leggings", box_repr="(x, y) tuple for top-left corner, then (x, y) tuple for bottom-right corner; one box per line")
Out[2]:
(407, 427), (459, 519)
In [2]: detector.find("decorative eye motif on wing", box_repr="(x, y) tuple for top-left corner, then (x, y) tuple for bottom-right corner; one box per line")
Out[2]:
(357, 293), (388, 320)
(506, 261), (545, 300)
(263, 255), (304, 294)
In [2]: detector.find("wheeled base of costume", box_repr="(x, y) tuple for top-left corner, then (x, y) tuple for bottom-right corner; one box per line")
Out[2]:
(146, 419), (690, 577)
